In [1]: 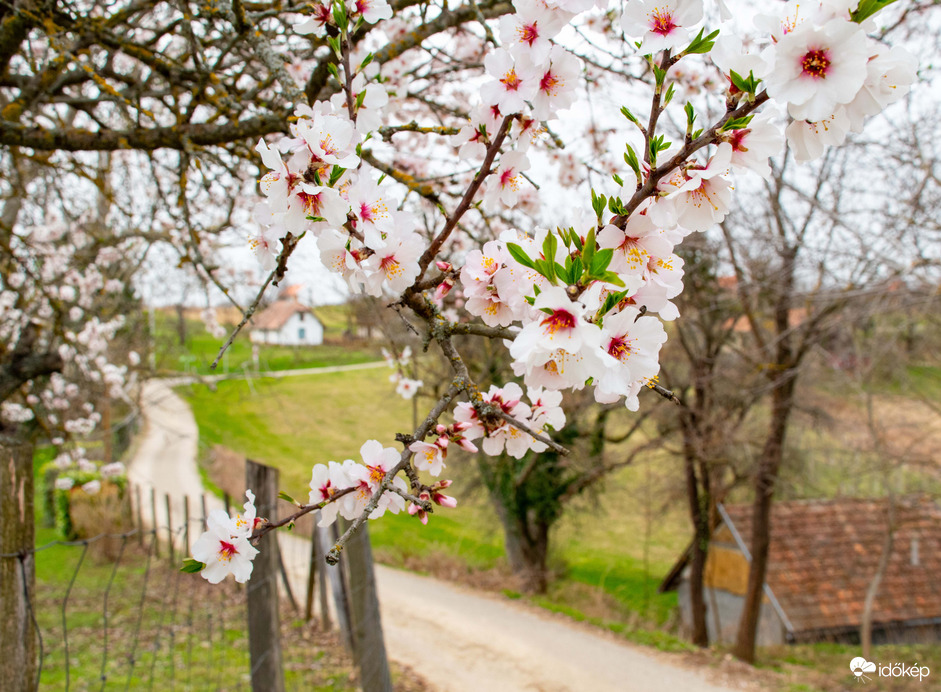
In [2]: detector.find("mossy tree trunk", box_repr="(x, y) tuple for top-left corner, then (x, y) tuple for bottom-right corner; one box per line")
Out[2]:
(0, 437), (37, 692)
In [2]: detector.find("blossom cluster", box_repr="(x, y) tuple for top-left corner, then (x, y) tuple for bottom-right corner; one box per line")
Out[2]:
(308, 439), (453, 525)
(0, 222), (136, 440)
(190, 0), (919, 582)
(190, 491), (262, 584)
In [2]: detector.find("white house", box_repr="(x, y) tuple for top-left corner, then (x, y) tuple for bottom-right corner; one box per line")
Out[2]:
(249, 297), (324, 346)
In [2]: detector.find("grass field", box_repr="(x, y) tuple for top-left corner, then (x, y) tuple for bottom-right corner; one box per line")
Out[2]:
(182, 369), (692, 651)
(30, 452), (357, 691)
(152, 307), (378, 376)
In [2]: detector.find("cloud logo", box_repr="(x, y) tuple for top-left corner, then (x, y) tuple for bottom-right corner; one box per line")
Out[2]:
(850, 657), (877, 682)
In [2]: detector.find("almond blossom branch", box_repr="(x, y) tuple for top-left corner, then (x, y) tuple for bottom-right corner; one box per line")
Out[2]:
(325, 382), (462, 563)
(615, 90), (771, 230)
(492, 409), (570, 456)
(210, 231), (303, 369)
(412, 114), (514, 281)
(252, 486), (359, 540)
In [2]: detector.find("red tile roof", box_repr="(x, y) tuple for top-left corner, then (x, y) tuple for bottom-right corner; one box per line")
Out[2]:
(723, 497), (941, 634)
(251, 299), (316, 331)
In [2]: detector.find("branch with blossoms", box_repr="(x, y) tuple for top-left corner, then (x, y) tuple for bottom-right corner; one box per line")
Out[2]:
(187, 0), (919, 585)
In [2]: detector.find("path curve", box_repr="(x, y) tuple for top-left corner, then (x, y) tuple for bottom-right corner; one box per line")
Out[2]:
(130, 376), (754, 692)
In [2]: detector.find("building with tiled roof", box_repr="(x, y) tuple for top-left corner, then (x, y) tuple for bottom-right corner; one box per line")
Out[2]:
(249, 290), (323, 346)
(660, 497), (941, 646)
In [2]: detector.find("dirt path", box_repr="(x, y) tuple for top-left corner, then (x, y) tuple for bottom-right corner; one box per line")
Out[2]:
(130, 377), (754, 692)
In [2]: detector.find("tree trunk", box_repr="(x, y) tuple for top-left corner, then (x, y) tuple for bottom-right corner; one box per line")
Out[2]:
(682, 417), (710, 647)
(734, 375), (796, 663)
(492, 498), (550, 593)
(0, 437), (37, 692)
(861, 500), (895, 658)
(175, 304), (187, 346)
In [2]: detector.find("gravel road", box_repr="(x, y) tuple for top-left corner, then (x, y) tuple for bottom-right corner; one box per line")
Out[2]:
(129, 376), (756, 692)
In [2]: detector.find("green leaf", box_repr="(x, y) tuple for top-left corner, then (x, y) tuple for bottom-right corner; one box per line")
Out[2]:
(592, 248), (614, 274)
(507, 242), (536, 269)
(328, 165), (345, 187)
(570, 229), (583, 251)
(332, 2), (348, 31)
(327, 61), (340, 83)
(612, 174), (624, 187)
(721, 114), (755, 132)
(278, 491), (297, 504)
(359, 53), (375, 72)
(590, 190), (606, 221)
(327, 37), (342, 60)
(663, 83), (676, 106)
(555, 261), (573, 285)
(570, 256), (584, 284)
(683, 28), (720, 55)
(620, 106), (640, 125)
(684, 102), (696, 129)
(181, 558), (205, 574)
(534, 258), (556, 283)
(600, 271), (626, 287)
(624, 145), (640, 175)
(851, 0), (899, 24)
(583, 226), (596, 269)
(355, 90), (367, 110)
(542, 231), (558, 263)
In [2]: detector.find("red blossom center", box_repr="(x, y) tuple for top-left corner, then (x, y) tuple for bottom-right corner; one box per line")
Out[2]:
(298, 191), (323, 215)
(608, 336), (633, 362)
(518, 23), (539, 46)
(219, 540), (238, 560)
(541, 309), (577, 335)
(368, 465), (385, 485)
(650, 9), (677, 36)
(501, 69), (522, 91)
(728, 128), (751, 152)
(801, 49), (831, 79)
(539, 71), (561, 95)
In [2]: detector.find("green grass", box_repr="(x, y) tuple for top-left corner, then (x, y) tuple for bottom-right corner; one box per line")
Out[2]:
(753, 641), (940, 692)
(30, 451), (355, 691)
(183, 368), (413, 492)
(152, 310), (378, 376)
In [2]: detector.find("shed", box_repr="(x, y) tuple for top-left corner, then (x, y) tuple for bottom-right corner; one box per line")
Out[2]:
(660, 497), (941, 646)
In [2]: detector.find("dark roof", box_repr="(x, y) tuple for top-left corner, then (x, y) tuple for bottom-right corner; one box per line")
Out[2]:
(250, 299), (318, 331)
(663, 497), (941, 634)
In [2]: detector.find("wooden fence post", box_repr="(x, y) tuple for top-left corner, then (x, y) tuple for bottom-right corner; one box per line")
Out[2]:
(0, 439), (37, 692)
(134, 485), (143, 547)
(150, 487), (159, 559)
(183, 495), (190, 555)
(328, 522), (354, 653)
(346, 524), (392, 692)
(164, 493), (174, 565)
(245, 459), (285, 692)
(317, 526), (331, 632)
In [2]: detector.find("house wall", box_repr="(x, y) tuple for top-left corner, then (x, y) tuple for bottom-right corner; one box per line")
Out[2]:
(249, 313), (323, 346)
(678, 579), (787, 646)
(676, 541), (788, 646)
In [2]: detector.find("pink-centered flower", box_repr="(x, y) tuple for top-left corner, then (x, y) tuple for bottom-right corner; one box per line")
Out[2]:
(523, 44), (581, 121)
(484, 151), (531, 208)
(481, 48), (535, 114)
(621, 0), (704, 55)
(498, 0), (568, 64)
(191, 510), (260, 584)
(766, 18), (871, 122)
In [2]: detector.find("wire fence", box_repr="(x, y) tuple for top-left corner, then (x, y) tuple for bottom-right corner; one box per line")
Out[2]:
(10, 483), (351, 692)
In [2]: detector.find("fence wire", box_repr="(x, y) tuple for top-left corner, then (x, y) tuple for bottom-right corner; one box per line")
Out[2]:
(5, 486), (346, 692)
